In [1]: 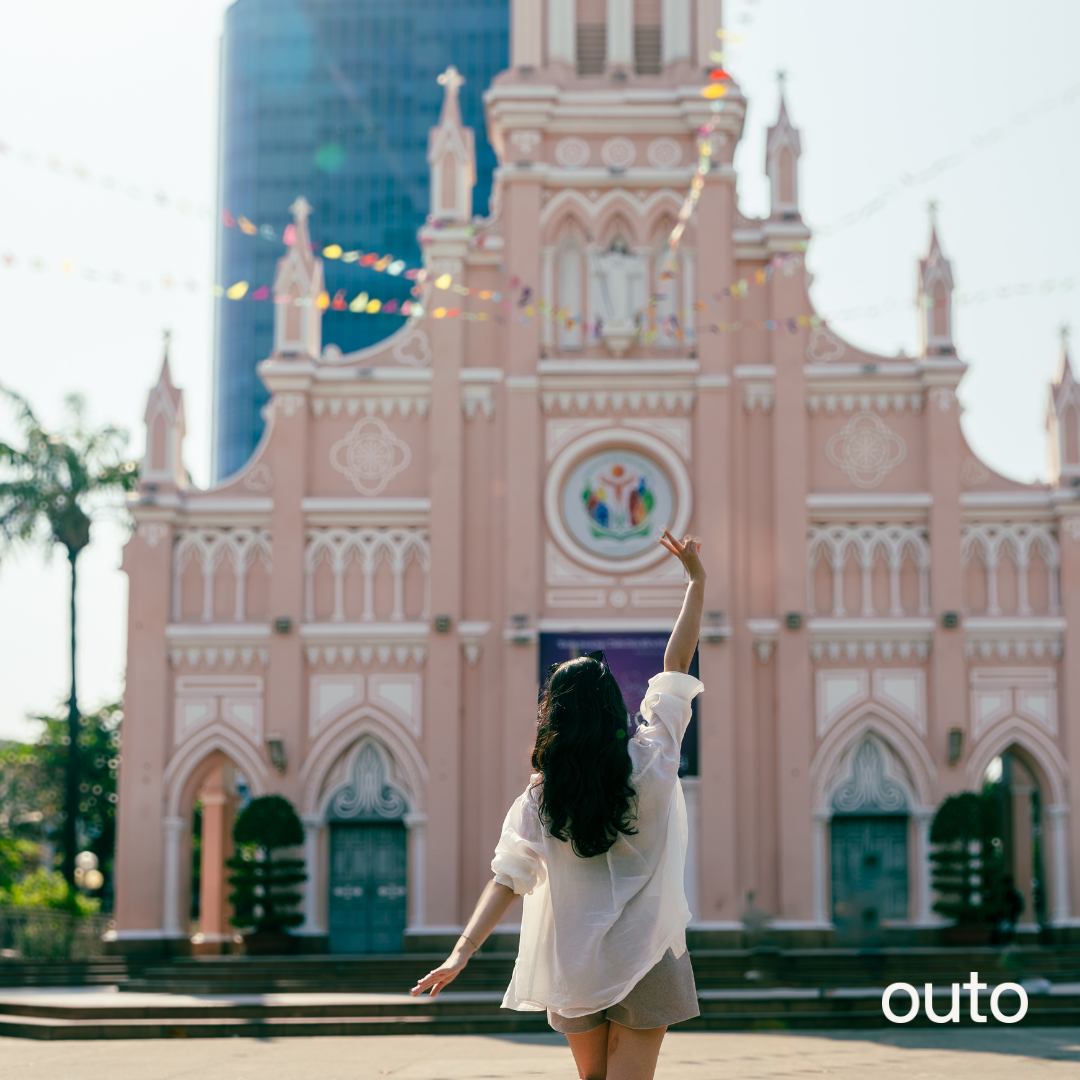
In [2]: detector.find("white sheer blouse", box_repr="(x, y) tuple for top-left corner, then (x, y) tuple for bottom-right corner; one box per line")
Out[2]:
(491, 670), (704, 1017)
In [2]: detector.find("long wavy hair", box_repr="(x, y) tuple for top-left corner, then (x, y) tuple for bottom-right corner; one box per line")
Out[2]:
(532, 655), (638, 858)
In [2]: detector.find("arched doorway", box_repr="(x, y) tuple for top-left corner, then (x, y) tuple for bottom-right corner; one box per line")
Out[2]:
(984, 749), (1049, 930)
(827, 736), (914, 944)
(325, 740), (409, 954)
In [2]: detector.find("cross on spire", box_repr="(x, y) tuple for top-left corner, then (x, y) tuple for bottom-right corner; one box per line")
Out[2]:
(162, 328), (172, 358)
(438, 65), (465, 95)
(289, 195), (312, 225)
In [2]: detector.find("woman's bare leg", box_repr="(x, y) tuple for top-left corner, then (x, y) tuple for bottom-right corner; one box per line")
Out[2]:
(566, 1022), (611, 1079)
(606, 1021), (667, 1080)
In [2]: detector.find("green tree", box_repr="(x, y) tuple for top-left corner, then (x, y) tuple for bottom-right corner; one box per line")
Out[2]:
(227, 795), (306, 936)
(930, 791), (1007, 925)
(0, 704), (121, 908)
(0, 388), (137, 890)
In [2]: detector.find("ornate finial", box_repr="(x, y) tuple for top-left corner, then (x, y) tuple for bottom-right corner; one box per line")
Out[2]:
(1062, 323), (1071, 345)
(777, 69), (787, 88)
(289, 195), (312, 224)
(162, 328), (172, 358)
(927, 199), (939, 223)
(437, 65), (465, 96)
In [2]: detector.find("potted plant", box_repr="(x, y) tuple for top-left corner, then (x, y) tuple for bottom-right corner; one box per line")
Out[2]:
(930, 791), (1005, 946)
(227, 795), (306, 955)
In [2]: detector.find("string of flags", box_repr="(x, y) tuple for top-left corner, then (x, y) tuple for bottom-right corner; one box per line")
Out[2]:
(0, 138), (212, 217)
(816, 78), (1080, 237)
(3, 241), (1073, 332)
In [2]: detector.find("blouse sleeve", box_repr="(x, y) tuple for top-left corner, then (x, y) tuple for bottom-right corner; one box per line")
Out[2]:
(491, 783), (547, 896)
(633, 671), (704, 763)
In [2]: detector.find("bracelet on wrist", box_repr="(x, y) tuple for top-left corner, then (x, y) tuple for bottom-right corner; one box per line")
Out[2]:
(458, 932), (480, 953)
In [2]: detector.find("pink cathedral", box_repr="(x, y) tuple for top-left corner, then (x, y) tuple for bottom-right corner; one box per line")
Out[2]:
(114, 0), (1080, 956)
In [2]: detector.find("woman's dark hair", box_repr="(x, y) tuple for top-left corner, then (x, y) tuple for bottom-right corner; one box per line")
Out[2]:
(532, 656), (637, 858)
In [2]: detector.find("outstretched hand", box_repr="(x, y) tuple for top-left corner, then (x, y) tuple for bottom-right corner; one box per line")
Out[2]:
(410, 946), (471, 997)
(659, 529), (705, 582)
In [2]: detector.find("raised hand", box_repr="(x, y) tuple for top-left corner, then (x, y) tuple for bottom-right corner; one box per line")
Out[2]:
(659, 529), (705, 582)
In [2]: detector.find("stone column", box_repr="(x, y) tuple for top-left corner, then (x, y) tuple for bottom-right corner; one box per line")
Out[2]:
(812, 811), (831, 926)
(1048, 804), (1071, 925)
(693, 166), (738, 923)
(924, 375), (966, 800)
(914, 808), (936, 924)
(404, 813), (428, 929)
(500, 174), (543, 811)
(772, 252), (814, 923)
(298, 813), (325, 935)
(512, 0), (543, 68)
(162, 816), (186, 937)
(662, 0), (691, 64)
(606, 0), (633, 68)
(197, 777), (230, 946)
(549, 0), (576, 65)
(1056, 509), (1080, 922)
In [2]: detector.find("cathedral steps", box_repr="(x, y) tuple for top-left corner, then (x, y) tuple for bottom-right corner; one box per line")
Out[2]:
(1, 986), (1079, 1039)
(113, 946), (1080, 995)
(0, 961), (129, 988)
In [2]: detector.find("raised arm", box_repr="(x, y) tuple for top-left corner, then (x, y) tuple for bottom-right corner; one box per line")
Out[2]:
(660, 530), (706, 674)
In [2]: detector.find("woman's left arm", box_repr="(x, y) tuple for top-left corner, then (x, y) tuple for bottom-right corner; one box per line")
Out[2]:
(410, 879), (517, 997)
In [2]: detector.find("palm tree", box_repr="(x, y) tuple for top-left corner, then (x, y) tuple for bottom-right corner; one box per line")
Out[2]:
(0, 388), (138, 891)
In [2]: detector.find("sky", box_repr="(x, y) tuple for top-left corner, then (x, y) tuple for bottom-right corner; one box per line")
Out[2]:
(0, 0), (1077, 741)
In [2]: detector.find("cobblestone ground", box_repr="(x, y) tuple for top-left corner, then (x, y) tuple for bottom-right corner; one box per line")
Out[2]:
(2, 1029), (1080, 1079)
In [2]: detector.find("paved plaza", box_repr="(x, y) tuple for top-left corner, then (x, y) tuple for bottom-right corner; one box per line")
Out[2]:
(2, 1029), (1080, 1079)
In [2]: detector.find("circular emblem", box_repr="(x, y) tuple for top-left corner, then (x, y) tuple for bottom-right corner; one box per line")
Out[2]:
(561, 449), (674, 560)
(555, 137), (590, 168)
(601, 137), (636, 170)
(647, 138), (682, 169)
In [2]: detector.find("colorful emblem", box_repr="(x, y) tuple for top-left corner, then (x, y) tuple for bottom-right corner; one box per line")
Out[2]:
(560, 449), (674, 560)
(582, 463), (656, 540)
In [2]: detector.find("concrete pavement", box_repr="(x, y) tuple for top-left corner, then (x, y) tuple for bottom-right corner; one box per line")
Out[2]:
(2, 1029), (1080, 1079)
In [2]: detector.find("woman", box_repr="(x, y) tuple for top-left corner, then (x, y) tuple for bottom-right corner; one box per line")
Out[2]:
(411, 530), (705, 1080)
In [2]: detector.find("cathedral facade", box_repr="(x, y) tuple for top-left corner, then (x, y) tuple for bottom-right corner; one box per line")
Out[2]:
(113, 0), (1080, 954)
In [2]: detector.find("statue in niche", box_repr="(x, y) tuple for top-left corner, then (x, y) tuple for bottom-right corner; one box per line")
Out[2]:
(593, 237), (646, 355)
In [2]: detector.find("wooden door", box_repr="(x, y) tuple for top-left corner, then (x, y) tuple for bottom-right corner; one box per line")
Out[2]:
(328, 822), (407, 954)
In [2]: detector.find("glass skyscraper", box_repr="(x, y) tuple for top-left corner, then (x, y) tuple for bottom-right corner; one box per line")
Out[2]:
(212, 0), (509, 481)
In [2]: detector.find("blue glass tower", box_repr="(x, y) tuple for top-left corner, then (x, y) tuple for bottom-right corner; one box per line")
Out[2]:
(212, 0), (509, 481)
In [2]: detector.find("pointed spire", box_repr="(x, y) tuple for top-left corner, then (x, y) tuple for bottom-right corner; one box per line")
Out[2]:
(141, 330), (187, 489)
(155, 328), (177, 392)
(428, 66), (476, 223)
(918, 205), (955, 356)
(1048, 323), (1080, 484)
(766, 73), (801, 219)
(1054, 323), (1074, 385)
(272, 197), (325, 358)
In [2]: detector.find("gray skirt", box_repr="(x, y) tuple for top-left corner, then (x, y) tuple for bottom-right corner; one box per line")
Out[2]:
(547, 947), (699, 1034)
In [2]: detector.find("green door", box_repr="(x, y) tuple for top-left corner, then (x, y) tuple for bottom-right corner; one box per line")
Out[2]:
(831, 815), (908, 942)
(329, 822), (407, 954)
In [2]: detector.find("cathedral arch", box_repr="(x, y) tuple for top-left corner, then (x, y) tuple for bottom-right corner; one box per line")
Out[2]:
(812, 707), (934, 812)
(966, 719), (1068, 806)
(164, 726), (270, 818)
(300, 706), (427, 818)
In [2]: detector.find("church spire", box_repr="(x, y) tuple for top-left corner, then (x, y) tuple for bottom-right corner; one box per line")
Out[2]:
(1048, 324), (1080, 485)
(428, 66), (476, 223)
(765, 73), (802, 220)
(140, 328), (187, 489)
(917, 203), (955, 357)
(271, 196), (325, 358)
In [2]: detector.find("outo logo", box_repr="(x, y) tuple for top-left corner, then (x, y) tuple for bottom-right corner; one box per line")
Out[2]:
(882, 972), (1028, 1024)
